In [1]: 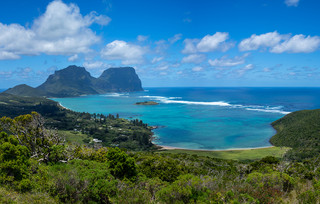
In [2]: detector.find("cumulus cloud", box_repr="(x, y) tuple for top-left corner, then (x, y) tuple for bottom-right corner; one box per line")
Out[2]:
(0, 0), (110, 59)
(208, 54), (248, 67)
(0, 51), (20, 60)
(271, 34), (320, 53)
(197, 32), (232, 52)
(182, 32), (233, 54)
(239, 31), (320, 53)
(239, 31), (283, 51)
(182, 39), (199, 54)
(181, 54), (206, 64)
(101, 40), (147, 65)
(285, 0), (300, 7)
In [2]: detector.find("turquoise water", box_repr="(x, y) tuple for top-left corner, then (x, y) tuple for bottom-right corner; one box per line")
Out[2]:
(53, 87), (320, 150)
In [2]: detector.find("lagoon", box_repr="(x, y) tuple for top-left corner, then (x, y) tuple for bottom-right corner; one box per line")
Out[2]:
(53, 87), (320, 150)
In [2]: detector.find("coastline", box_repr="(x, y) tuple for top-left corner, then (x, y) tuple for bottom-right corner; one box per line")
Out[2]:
(157, 144), (274, 152)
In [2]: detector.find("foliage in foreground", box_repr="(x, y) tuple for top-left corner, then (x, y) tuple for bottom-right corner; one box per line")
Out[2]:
(2, 107), (320, 203)
(1, 115), (320, 203)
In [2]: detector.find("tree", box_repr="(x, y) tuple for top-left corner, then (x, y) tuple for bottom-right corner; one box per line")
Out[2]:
(106, 147), (137, 180)
(0, 112), (65, 163)
(0, 132), (30, 183)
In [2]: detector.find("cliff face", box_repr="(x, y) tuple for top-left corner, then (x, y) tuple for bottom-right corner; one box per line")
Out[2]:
(5, 65), (144, 98)
(95, 67), (143, 92)
(37, 65), (98, 97)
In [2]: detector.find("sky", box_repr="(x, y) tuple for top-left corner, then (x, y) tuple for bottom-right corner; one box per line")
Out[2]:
(0, 0), (320, 88)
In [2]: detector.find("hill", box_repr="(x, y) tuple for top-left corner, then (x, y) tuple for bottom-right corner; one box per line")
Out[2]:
(0, 92), (154, 151)
(270, 109), (320, 160)
(4, 84), (45, 97)
(4, 65), (143, 97)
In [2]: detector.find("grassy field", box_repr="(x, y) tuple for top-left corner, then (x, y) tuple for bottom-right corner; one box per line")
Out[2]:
(59, 130), (88, 145)
(157, 146), (290, 161)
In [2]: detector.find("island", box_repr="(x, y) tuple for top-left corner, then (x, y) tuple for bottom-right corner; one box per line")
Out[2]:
(4, 65), (143, 98)
(135, 101), (159, 105)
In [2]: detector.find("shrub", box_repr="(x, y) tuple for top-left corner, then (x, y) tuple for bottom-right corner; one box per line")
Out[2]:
(0, 132), (30, 183)
(106, 147), (137, 180)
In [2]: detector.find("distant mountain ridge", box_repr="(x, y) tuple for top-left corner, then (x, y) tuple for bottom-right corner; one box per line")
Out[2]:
(5, 65), (143, 97)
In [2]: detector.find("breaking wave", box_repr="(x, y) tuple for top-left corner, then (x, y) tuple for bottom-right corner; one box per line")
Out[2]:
(139, 95), (290, 115)
(103, 93), (129, 97)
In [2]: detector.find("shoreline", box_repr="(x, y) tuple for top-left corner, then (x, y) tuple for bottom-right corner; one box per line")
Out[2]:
(157, 144), (274, 152)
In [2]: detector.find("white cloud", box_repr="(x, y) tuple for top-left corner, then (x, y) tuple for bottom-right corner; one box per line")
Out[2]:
(237, 64), (254, 76)
(0, 51), (20, 60)
(285, 0), (299, 7)
(101, 40), (147, 65)
(192, 66), (203, 72)
(197, 32), (233, 52)
(208, 54), (248, 67)
(137, 35), (148, 42)
(271, 35), (320, 53)
(181, 54), (206, 64)
(182, 32), (233, 54)
(68, 54), (78, 62)
(0, 0), (110, 59)
(239, 31), (283, 51)
(151, 57), (163, 63)
(182, 39), (199, 54)
(156, 65), (169, 71)
(239, 31), (320, 53)
(168, 33), (182, 44)
(86, 11), (111, 25)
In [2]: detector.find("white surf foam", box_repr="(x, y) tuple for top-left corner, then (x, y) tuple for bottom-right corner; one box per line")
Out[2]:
(245, 108), (291, 115)
(160, 99), (232, 107)
(103, 93), (129, 97)
(140, 95), (290, 114)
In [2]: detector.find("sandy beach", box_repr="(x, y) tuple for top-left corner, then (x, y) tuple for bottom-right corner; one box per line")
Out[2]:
(158, 145), (274, 152)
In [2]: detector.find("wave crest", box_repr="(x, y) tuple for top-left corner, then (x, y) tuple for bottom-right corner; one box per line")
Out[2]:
(140, 95), (290, 114)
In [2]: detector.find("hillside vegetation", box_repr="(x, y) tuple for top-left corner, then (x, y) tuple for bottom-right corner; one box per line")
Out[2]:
(0, 93), (155, 151)
(1, 94), (320, 203)
(271, 109), (320, 160)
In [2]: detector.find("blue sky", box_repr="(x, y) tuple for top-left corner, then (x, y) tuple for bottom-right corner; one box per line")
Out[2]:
(0, 0), (320, 88)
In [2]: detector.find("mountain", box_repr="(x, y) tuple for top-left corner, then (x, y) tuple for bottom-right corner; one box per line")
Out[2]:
(95, 67), (143, 92)
(37, 65), (98, 97)
(5, 65), (143, 97)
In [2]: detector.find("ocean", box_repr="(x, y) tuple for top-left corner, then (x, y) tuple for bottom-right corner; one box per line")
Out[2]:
(52, 87), (320, 150)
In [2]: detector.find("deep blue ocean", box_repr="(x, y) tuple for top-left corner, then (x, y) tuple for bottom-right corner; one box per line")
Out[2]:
(52, 87), (320, 150)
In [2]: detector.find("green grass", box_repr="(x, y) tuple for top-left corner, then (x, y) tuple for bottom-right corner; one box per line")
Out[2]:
(157, 146), (290, 161)
(59, 130), (88, 145)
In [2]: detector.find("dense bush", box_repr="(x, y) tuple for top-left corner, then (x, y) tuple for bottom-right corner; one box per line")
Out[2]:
(106, 147), (137, 180)
(0, 132), (30, 191)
